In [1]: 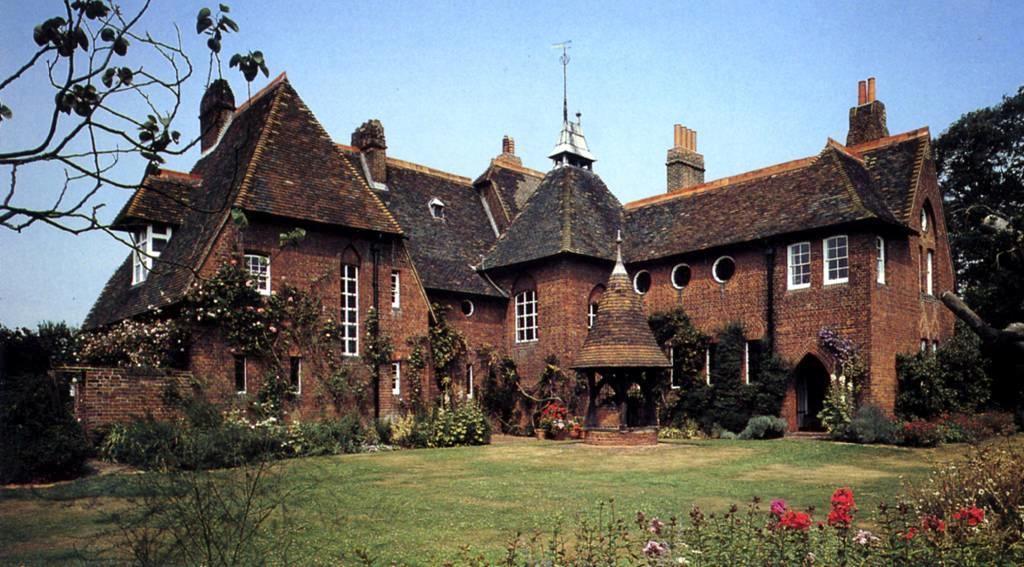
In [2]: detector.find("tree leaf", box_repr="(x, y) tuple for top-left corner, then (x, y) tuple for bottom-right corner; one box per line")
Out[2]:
(207, 37), (221, 54)
(0, 104), (13, 121)
(100, 27), (115, 42)
(113, 37), (128, 56)
(197, 7), (211, 19)
(220, 4), (230, 13)
(229, 53), (241, 67)
(222, 16), (239, 33)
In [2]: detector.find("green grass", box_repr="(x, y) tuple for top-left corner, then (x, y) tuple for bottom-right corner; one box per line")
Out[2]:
(0, 436), (969, 565)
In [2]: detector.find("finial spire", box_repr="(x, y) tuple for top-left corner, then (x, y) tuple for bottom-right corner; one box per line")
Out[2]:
(612, 230), (627, 275)
(553, 40), (572, 124)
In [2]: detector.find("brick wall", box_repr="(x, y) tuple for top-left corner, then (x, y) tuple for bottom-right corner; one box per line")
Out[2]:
(188, 216), (432, 420)
(59, 366), (192, 432)
(430, 291), (507, 399)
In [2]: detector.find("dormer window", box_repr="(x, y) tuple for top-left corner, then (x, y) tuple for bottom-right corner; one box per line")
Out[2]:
(429, 197), (446, 219)
(131, 224), (172, 285)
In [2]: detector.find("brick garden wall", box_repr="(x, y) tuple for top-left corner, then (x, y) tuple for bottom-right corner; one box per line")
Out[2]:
(59, 366), (192, 433)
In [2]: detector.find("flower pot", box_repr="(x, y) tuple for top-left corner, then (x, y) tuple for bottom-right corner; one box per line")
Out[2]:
(548, 429), (569, 441)
(535, 430), (546, 441)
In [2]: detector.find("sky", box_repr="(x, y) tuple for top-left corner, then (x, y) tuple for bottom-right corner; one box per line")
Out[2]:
(1, 0), (1022, 329)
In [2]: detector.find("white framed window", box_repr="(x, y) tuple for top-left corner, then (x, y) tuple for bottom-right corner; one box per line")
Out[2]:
(131, 224), (173, 285)
(920, 339), (928, 353)
(823, 235), (849, 284)
(932, 340), (939, 353)
(670, 264), (691, 289)
(921, 208), (928, 232)
(787, 242), (811, 290)
(245, 253), (271, 295)
(289, 356), (302, 394)
(587, 301), (598, 329)
(234, 356), (247, 394)
(392, 361), (401, 396)
(466, 364), (474, 399)
(633, 270), (651, 294)
(743, 341), (750, 385)
(667, 346), (680, 389)
(704, 347), (712, 385)
(391, 270), (400, 309)
(712, 256), (736, 283)
(461, 299), (475, 317)
(429, 197), (445, 219)
(341, 263), (359, 356)
(926, 250), (934, 295)
(514, 290), (538, 343)
(876, 237), (886, 285)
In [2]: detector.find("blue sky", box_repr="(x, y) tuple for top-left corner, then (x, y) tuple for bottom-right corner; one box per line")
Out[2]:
(1, 1), (1022, 328)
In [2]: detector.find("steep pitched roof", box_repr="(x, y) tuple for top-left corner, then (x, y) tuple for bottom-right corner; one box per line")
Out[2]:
(111, 169), (200, 229)
(850, 128), (930, 224)
(85, 75), (402, 328)
(624, 140), (906, 263)
(572, 246), (670, 370)
(472, 158), (544, 222)
(376, 160), (503, 297)
(234, 82), (401, 234)
(483, 165), (623, 270)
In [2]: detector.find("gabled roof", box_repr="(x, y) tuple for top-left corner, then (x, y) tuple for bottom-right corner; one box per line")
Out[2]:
(483, 165), (623, 270)
(572, 244), (670, 370)
(472, 157), (544, 222)
(85, 75), (403, 328)
(111, 169), (200, 229)
(376, 160), (503, 297)
(850, 127), (930, 224)
(623, 138), (909, 263)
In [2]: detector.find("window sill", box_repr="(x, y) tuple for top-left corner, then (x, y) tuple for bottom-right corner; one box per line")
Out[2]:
(786, 284), (812, 292)
(823, 280), (849, 287)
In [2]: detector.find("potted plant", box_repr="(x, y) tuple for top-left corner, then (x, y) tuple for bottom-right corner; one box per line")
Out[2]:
(538, 402), (569, 440)
(569, 416), (584, 440)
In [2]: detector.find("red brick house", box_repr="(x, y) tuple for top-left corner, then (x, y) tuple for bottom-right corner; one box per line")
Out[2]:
(85, 74), (953, 430)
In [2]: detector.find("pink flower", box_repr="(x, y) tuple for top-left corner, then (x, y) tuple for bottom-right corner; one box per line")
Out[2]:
(770, 499), (787, 518)
(643, 540), (666, 557)
(648, 518), (664, 535)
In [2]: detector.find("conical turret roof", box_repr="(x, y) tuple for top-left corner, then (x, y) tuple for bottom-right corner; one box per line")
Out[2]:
(571, 236), (671, 370)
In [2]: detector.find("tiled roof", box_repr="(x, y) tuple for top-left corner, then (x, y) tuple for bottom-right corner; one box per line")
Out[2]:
(86, 75), (403, 328)
(624, 139), (910, 263)
(473, 158), (544, 223)
(378, 161), (503, 297)
(234, 82), (401, 234)
(484, 165), (624, 270)
(572, 251), (670, 370)
(111, 169), (200, 229)
(851, 128), (930, 224)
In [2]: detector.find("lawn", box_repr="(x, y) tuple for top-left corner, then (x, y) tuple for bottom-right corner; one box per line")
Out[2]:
(0, 436), (970, 565)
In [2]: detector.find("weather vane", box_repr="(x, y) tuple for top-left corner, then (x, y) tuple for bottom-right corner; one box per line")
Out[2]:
(552, 40), (572, 123)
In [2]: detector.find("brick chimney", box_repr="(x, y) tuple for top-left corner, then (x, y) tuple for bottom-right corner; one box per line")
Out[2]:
(666, 124), (705, 193)
(846, 77), (889, 146)
(496, 135), (523, 166)
(199, 79), (235, 152)
(351, 119), (387, 184)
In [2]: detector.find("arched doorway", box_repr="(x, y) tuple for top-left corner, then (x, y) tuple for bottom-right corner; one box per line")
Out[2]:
(793, 354), (830, 431)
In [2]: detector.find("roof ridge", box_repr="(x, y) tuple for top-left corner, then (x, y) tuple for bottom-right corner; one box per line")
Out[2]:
(153, 169), (202, 182)
(904, 136), (930, 221)
(231, 72), (288, 115)
(826, 147), (872, 218)
(489, 157), (545, 179)
(386, 156), (472, 185)
(560, 168), (574, 252)
(848, 127), (930, 154)
(626, 154), (819, 210)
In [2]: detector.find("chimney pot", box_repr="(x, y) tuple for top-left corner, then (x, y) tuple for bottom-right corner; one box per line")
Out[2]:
(666, 124), (705, 192)
(351, 119), (387, 184)
(858, 80), (867, 106)
(867, 77), (877, 103)
(502, 135), (516, 155)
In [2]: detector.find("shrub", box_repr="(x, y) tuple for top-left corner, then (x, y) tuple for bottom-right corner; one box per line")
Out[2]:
(658, 419), (704, 440)
(1, 325), (91, 484)
(286, 414), (363, 456)
(900, 419), (943, 447)
(390, 413), (432, 449)
(429, 401), (491, 448)
(838, 404), (899, 444)
(738, 415), (787, 440)
(101, 418), (180, 470)
(479, 354), (523, 434)
(896, 322), (992, 420)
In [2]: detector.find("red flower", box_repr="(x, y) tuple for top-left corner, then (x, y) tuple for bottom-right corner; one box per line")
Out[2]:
(779, 510), (812, 531)
(827, 487), (856, 529)
(901, 527), (918, 541)
(953, 506), (985, 527)
(921, 514), (946, 534)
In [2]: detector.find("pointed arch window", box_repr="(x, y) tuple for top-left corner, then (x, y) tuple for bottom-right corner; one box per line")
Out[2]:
(876, 237), (886, 285)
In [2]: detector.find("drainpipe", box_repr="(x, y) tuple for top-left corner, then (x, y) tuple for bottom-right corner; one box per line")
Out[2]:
(371, 239), (382, 419)
(764, 244), (776, 353)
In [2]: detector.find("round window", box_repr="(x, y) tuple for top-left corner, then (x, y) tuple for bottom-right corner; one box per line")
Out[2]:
(461, 299), (475, 317)
(712, 256), (736, 283)
(671, 264), (691, 289)
(633, 270), (651, 294)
